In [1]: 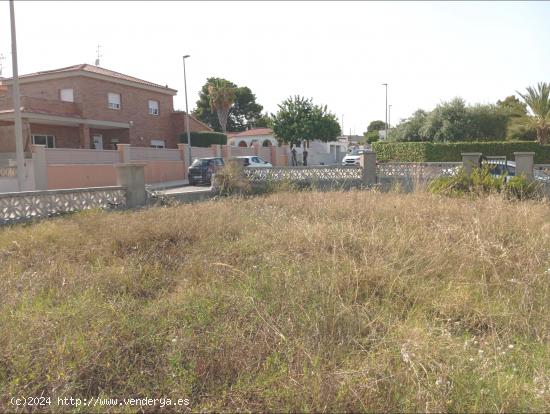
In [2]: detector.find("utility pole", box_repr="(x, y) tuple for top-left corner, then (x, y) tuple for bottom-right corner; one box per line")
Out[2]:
(10, 0), (25, 191)
(382, 83), (388, 141)
(182, 55), (192, 166)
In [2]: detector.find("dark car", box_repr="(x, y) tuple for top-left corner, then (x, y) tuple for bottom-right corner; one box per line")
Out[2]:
(188, 157), (225, 185)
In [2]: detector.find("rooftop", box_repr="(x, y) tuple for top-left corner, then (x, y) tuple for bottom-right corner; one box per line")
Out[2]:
(0, 64), (177, 94)
(232, 128), (273, 137)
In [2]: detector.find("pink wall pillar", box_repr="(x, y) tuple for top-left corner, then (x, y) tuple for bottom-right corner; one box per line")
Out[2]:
(222, 145), (231, 161)
(270, 145), (278, 166)
(253, 142), (260, 156)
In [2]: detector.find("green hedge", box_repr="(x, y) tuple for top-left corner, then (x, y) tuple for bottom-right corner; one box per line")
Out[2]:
(372, 141), (550, 163)
(179, 131), (227, 147)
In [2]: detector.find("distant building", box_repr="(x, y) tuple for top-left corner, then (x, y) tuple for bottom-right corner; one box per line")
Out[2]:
(227, 127), (278, 147)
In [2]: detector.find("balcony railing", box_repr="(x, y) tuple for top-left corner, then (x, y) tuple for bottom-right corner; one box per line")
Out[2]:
(0, 95), (82, 117)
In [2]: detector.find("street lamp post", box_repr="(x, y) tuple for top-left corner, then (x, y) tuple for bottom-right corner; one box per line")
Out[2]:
(182, 55), (192, 166)
(9, 0), (25, 191)
(388, 104), (392, 129)
(382, 83), (388, 141)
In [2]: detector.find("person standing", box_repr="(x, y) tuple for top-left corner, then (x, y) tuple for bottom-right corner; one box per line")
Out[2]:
(303, 147), (308, 166)
(291, 145), (298, 166)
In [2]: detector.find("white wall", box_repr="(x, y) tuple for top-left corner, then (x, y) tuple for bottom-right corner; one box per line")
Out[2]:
(229, 135), (278, 147)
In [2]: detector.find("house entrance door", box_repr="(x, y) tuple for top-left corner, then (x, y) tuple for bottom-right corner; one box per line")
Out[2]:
(92, 134), (103, 150)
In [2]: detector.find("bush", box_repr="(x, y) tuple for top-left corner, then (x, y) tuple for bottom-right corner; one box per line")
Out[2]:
(179, 131), (227, 147)
(372, 141), (550, 163)
(428, 166), (541, 200)
(212, 161), (251, 196)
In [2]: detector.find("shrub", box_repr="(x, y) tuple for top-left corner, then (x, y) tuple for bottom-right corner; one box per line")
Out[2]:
(179, 131), (227, 147)
(373, 141), (550, 163)
(428, 166), (541, 200)
(212, 161), (251, 196)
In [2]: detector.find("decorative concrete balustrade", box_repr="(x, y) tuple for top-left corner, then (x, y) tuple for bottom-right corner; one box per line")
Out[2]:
(0, 186), (126, 225)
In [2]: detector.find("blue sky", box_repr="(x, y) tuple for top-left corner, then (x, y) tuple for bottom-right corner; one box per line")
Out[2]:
(1, 1), (549, 134)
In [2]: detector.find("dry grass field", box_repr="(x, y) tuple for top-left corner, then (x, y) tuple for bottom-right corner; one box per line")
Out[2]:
(1, 190), (550, 412)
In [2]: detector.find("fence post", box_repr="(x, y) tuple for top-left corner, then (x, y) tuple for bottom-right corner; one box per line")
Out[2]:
(360, 151), (377, 185)
(115, 163), (147, 208)
(461, 152), (482, 176)
(222, 145), (231, 161)
(31, 144), (48, 190)
(118, 144), (131, 163)
(514, 152), (535, 181)
(270, 145), (278, 166)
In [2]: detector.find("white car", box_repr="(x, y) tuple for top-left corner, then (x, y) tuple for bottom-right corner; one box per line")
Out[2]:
(234, 156), (272, 168)
(342, 148), (366, 166)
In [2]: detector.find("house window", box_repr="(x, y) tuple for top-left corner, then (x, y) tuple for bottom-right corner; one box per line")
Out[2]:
(108, 92), (121, 110)
(148, 100), (159, 115)
(32, 134), (55, 148)
(60, 88), (74, 102)
(150, 139), (165, 149)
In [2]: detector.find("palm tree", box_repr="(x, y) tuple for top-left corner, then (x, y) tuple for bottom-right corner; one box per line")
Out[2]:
(517, 82), (550, 144)
(208, 79), (236, 133)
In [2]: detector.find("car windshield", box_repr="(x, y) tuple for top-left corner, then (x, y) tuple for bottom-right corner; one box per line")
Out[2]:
(348, 149), (364, 156)
(191, 159), (209, 167)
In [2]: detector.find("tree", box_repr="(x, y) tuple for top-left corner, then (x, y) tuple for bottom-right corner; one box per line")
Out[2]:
(517, 82), (550, 144)
(249, 112), (273, 129)
(193, 78), (264, 132)
(389, 109), (429, 142)
(497, 95), (528, 118)
(363, 130), (379, 143)
(367, 120), (386, 133)
(271, 96), (341, 146)
(207, 79), (236, 133)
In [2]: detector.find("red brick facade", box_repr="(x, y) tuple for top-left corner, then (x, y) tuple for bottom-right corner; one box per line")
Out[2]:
(0, 64), (212, 152)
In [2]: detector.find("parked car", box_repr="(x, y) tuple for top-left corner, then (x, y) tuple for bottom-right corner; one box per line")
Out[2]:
(233, 156), (272, 168)
(342, 148), (366, 166)
(187, 157), (225, 185)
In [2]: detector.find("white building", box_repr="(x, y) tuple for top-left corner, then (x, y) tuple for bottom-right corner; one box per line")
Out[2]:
(227, 128), (278, 147)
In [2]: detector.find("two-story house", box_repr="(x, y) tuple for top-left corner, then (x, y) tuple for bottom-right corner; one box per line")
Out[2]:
(0, 63), (211, 153)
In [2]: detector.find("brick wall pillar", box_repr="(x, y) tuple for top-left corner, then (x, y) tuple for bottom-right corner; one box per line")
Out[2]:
(253, 142), (260, 156)
(222, 145), (231, 161)
(270, 145), (278, 166)
(79, 124), (91, 149)
(31, 144), (48, 190)
(461, 152), (482, 176)
(118, 144), (131, 163)
(514, 152), (535, 181)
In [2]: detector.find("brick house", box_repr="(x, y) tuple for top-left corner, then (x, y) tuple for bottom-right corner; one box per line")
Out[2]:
(0, 64), (211, 152)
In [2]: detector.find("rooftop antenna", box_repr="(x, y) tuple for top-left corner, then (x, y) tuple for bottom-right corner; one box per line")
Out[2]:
(95, 44), (102, 66)
(0, 54), (5, 76)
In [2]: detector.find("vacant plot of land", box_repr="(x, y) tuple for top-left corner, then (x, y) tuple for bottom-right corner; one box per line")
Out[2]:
(1, 191), (550, 412)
